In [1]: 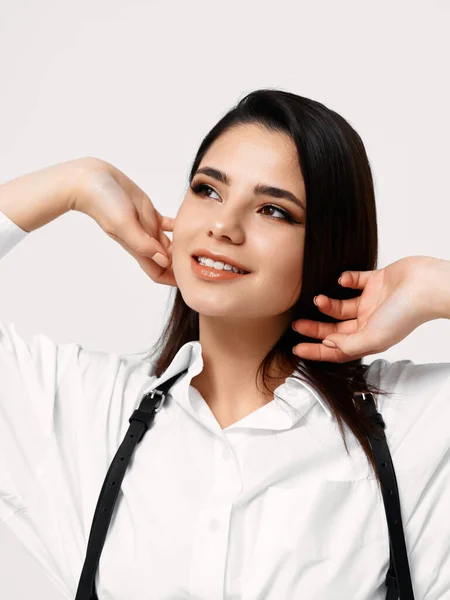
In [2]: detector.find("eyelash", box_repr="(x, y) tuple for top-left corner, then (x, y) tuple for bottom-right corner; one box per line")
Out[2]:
(190, 183), (297, 224)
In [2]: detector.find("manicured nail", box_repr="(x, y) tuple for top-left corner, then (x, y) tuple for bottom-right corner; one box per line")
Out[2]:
(323, 340), (336, 348)
(152, 252), (169, 268)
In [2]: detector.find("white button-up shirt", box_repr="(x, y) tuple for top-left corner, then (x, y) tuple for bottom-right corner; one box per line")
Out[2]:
(0, 209), (449, 599)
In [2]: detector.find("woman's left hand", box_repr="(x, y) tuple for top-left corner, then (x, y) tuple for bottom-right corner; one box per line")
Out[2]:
(292, 255), (448, 363)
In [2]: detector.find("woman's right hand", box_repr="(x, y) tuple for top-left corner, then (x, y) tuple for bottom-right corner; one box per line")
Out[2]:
(71, 158), (176, 287)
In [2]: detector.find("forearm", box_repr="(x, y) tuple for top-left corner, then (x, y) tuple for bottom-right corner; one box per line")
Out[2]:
(0, 158), (89, 233)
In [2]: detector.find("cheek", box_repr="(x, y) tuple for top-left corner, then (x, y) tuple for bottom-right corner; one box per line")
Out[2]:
(171, 205), (198, 246)
(272, 262), (302, 309)
(170, 212), (201, 284)
(266, 243), (304, 308)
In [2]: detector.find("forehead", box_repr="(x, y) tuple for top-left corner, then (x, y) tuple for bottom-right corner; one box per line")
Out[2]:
(197, 124), (304, 194)
(202, 123), (298, 162)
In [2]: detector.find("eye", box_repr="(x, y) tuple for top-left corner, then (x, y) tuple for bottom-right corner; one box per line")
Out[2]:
(190, 182), (297, 224)
(191, 183), (219, 200)
(259, 204), (295, 222)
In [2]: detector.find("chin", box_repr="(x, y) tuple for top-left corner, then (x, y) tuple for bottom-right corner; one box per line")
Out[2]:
(185, 302), (237, 317)
(180, 293), (244, 317)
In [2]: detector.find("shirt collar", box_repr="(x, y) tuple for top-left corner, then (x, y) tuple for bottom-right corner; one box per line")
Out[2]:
(137, 340), (333, 430)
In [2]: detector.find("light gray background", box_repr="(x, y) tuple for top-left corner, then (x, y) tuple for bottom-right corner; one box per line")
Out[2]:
(0, 0), (449, 597)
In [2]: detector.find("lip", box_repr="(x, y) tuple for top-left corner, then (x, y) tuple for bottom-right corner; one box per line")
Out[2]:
(191, 256), (250, 281)
(191, 248), (251, 273)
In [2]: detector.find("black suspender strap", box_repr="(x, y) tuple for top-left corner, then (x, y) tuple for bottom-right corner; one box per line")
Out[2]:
(74, 369), (188, 600)
(356, 392), (415, 599)
(74, 383), (414, 599)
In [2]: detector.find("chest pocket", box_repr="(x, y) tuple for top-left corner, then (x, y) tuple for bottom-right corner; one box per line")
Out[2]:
(254, 476), (389, 561)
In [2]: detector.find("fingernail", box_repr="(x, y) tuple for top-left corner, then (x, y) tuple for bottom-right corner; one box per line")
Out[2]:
(152, 252), (169, 268)
(313, 296), (319, 306)
(323, 340), (336, 348)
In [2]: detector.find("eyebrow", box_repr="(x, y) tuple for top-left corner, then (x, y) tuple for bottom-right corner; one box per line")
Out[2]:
(193, 166), (306, 212)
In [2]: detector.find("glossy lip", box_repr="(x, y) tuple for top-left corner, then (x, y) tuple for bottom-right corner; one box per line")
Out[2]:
(191, 248), (251, 273)
(191, 255), (249, 280)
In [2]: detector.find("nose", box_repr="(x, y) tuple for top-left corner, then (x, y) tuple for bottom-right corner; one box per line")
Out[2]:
(207, 212), (246, 244)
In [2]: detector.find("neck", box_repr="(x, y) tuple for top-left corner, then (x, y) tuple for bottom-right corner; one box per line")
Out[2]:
(190, 312), (294, 427)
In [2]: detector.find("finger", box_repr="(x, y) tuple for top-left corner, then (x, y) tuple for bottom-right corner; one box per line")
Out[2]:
(159, 234), (172, 254)
(292, 341), (360, 363)
(111, 234), (176, 286)
(292, 317), (356, 339)
(322, 329), (384, 359)
(159, 214), (175, 231)
(339, 270), (373, 290)
(151, 206), (175, 233)
(137, 196), (173, 240)
(314, 294), (360, 321)
(142, 204), (174, 257)
(110, 216), (170, 261)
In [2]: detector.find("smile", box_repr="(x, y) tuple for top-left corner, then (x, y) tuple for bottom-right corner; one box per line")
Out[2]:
(191, 256), (251, 281)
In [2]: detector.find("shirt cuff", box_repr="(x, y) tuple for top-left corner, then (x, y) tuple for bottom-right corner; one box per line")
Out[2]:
(0, 209), (29, 258)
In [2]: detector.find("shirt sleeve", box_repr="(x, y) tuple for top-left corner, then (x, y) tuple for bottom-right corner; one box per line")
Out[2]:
(0, 318), (126, 598)
(0, 320), (79, 523)
(0, 208), (157, 597)
(365, 357), (450, 456)
(0, 208), (29, 257)
(365, 357), (450, 598)
(0, 208), (76, 520)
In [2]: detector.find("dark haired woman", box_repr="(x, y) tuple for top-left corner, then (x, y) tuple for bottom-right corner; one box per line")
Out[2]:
(0, 90), (448, 598)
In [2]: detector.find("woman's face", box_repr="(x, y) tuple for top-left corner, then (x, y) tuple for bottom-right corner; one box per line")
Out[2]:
(171, 123), (307, 322)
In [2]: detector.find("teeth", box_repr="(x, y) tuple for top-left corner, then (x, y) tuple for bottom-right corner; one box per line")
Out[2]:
(196, 255), (247, 274)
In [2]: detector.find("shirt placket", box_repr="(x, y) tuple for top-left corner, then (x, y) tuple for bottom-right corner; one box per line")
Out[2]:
(189, 434), (242, 600)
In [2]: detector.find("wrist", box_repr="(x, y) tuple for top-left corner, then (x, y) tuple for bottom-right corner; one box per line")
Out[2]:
(416, 256), (450, 321)
(66, 156), (107, 213)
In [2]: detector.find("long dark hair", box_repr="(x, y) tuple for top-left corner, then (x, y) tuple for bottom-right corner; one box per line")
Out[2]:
(150, 88), (392, 488)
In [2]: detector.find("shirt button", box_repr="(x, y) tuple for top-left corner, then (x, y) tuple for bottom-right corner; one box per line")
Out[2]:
(209, 518), (220, 532)
(222, 447), (231, 460)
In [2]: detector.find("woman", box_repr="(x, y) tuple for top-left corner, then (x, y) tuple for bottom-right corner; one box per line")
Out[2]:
(0, 89), (448, 599)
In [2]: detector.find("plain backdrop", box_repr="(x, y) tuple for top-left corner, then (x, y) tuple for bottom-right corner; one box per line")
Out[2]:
(0, 0), (449, 597)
